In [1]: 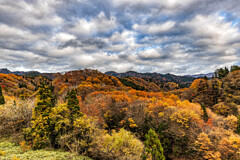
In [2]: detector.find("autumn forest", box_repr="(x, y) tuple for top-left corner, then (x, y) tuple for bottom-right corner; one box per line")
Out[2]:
(0, 66), (239, 160)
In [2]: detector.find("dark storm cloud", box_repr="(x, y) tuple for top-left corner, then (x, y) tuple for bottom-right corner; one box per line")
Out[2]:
(0, 0), (240, 74)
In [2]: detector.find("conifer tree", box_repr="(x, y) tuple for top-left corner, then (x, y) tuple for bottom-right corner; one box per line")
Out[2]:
(224, 67), (229, 76)
(66, 89), (82, 125)
(143, 129), (165, 160)
(201, 104), (208, 122)
(230, 65), (240, 72)
(0, 85), (5, 105)
(26, 84), (55, 149)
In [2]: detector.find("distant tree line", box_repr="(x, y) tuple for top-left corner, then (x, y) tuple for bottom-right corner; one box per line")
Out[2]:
(214, 65), (240, 79)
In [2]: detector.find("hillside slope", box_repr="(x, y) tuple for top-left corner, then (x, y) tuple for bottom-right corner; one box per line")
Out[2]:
(106, 71), (195, 88)
(182, 69), (240, 116)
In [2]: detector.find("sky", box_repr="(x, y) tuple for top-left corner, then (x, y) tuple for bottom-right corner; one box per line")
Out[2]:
(0, 0), (240, 75)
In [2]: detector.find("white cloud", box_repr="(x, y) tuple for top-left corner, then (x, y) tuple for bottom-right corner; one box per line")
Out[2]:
(69, 12), (118, 35)
(138, 48), (161, 59)
(133, 21), (176, 34)
(182, 14), (240, 45)
(51, 33), (76, 42)
(0, 23), (43, 42)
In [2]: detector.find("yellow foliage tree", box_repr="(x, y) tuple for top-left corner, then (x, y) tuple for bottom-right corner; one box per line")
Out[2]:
(195, 132), (221, 160)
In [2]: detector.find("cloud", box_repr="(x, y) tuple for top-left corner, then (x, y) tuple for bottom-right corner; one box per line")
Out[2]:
(133, 21), (176, 35)
(0, 0), (240, 74)
(68, 12), (118, 36)
(138, 48), (169, 60)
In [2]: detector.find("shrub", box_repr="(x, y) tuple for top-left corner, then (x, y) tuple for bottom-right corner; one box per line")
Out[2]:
(59, 115), (98, 155)
(19, 140), (31, 153)
(91, 128), (144, 160)
(0, 99), (34, 138)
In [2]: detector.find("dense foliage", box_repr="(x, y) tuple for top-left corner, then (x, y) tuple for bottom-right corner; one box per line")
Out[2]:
(182, 68), (240, 117)
(0, 68), (240, 159)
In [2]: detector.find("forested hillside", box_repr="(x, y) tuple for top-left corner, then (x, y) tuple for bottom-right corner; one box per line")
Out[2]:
(106, 71), (195, 88)
(0, 67), (240, 160)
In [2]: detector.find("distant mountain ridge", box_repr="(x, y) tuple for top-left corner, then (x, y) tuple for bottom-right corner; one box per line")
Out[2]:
(0, 68), (12, 74)
(0, 68), (58, 80)
(105, 71), (195, 82)
(1, 68), (211, 84)
(185, 73), (214, 78)
(105, 71), (196, 88)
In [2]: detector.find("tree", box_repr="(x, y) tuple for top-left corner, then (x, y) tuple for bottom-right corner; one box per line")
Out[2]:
(66, 89), (82, 125)
(50, 89), (83, 151)
(25, 84), (55, 149)
(224, 67), (229, 76)
(201, 104), (208, 122)
(236, 115), (240, 134)
(143, 129), (165, 160)
(230, 65), (240, 72)
(195, 132), (221, 160)
(214, 67), (229, 78)
(0, 85), (5, 105)
(203, 76), (209, 80)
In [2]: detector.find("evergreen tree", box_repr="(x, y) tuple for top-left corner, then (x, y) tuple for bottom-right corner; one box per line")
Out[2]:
(230, 65), (240, 72)
(203, 76), (209, 80)
(218, 68), (225, 78)
(224, 67), (229, 76)
(26, 84), (55, 149)
(214, 67), (230, 78)
(0, 85), (5, 105)
(49, 83), (54, 92)
(66, 89), (82, 125)
(143, 129), (165, 160)
(201, 104), (208, 122)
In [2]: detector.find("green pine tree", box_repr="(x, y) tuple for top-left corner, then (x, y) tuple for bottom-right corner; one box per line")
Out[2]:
(0, 85), (5, 105)
(66, 89), (82, 125)
(143, 129), (165, 160)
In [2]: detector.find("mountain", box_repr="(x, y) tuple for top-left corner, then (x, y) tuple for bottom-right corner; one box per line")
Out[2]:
(185, 72), (214, 78)
(0, 68), (12, 74)
(0, 68), (58, 80)
(105, 71), (196, 88)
